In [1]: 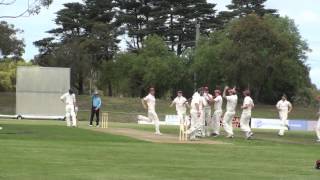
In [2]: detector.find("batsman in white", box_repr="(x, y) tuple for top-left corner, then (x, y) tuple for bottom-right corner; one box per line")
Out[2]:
(203, 87), (213, 136)
(210, 89), (223, 137)
(60, 89), (77, 127)
(276, 94), (292, 136)
(141, 87), (162, 135)
(188, 88), (202, 140)
(240, 90), (254, 139)
(222, 86), (238, 138)
(198, 88), (207, 137)
(170, 90), (189, 128)
(316, 96), (320, 143)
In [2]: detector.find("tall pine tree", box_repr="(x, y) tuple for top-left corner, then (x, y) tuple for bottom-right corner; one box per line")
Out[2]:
(218, 0), (278, 26)
(116, 0), (218, 55)
(34, 1), (121, 94)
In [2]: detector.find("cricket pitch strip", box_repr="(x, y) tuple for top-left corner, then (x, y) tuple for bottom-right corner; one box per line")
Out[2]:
(85, 127), (227, 145)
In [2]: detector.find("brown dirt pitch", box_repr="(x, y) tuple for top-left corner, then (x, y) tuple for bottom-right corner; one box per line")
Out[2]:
(85, 126), (226, 145)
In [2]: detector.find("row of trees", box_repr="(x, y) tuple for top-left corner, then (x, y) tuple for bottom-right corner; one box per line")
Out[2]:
(0, 0), (317, 105)
(100, 14), (316, 105)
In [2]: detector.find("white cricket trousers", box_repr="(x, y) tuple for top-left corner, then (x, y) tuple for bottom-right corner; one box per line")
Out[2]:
(148, 111), (160, 134)
(278, 111), (289, 136)
(240, 112), (252, 136)
(212, 110), (222, 135)
(316, 117), (320, 140)
(223, 111), (236, 136)
(65, 105), (77, 127)
(189, 110), (202, 139)
(203, 107), (212, 136)
(177, 111), (188, 126)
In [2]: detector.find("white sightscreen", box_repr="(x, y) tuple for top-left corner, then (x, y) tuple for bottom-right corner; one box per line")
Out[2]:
(16, 66), (70, 117)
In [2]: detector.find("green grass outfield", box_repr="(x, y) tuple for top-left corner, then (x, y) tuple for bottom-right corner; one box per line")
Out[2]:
(0, 120), (319, 180)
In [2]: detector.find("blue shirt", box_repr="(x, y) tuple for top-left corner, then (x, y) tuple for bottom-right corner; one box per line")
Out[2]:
(92, 95), (102, 109)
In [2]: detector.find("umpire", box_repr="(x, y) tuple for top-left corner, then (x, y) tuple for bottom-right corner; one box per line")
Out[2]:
(89, 91), (102, 127)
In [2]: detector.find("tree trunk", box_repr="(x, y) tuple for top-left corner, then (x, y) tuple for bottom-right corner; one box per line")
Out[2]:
(108, 81), (112, 97)
(170, 12), (174, 51)
(78, 75), (84, 95)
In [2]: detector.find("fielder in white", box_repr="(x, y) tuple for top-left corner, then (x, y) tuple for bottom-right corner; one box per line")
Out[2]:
(198, 88), (207, 137)
(316, 96), (320, 142)
(276, 95), (292, 136)
(222, 86), (238, 138)
(240, 90), (254, 139)
(210, 90), (223, 137)
(203, 87), (213, 136)
(60, 89), (77, 127)
(141, 87), (162, 135)
(170, 90), (189, 127)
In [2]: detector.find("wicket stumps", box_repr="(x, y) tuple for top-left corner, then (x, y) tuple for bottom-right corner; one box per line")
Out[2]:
(179, 120), (188, 141)
(101, 112), (109, 128)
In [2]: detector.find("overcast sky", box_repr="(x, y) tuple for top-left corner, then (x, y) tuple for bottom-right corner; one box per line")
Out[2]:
(1, 0), (319, 88)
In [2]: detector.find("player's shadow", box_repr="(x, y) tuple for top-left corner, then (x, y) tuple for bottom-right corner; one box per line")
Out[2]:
(0, 131), (33, 135)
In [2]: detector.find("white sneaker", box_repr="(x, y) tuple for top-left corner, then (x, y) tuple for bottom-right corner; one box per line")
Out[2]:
(316, 139), (320, 143)
(226, 134), (234, 138)
(155, 132), (162, 136)
(246, 131), (254, 139)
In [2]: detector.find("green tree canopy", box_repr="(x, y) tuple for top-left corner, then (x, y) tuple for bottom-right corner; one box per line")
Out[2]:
(116, 0), (218, 55)
(0, 59), (31, 91)
(218, 0), (278, 27)
(0, 21), (24, 58)
(100, 35), (186, 97)
(194, 14), (311, 104)
(34, 1), (121, 94)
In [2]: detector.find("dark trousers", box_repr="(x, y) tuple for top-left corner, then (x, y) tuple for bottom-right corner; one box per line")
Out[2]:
(90, 107), (100, 125)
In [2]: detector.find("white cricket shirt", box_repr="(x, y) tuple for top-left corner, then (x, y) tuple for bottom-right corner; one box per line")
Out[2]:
(203, 93), (213, 108)
(242, 96), (254, 114)
(173, 96), (188, 113)
(191, 92), (200, 111)
(214, 95), (223, 111)
(60, 93), (76, 106)
(276, 100), (292, 113)
(144, 94), (156, 112)
(226, 95), (238, 112)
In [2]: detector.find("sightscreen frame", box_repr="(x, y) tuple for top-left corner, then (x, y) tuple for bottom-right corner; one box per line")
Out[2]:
(16, 66), (70, 118)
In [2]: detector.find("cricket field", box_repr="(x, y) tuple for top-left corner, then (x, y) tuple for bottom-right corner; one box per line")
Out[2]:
(0, 119), (319, 180)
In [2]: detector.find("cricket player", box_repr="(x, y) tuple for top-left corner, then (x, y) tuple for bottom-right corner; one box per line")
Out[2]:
(141, 87), (162, 135)
(188, 88), (203, 140)
(199, 88), (207, 137)
(222, 86), (238, 138)
(89, 91), (102, 127)
(210, 90), (223, 137)
(203, 87), (213, 136)
(170, 90), (189, 127)
(60, 89), (77, 127)
(276, 94), (292, 136)
(316, 96), (320, 142)
(240, 90), (254, 139)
